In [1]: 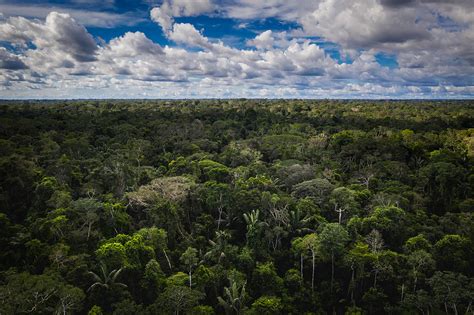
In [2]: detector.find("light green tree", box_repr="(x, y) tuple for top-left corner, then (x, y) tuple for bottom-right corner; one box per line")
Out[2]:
(180, 246), (199, 288)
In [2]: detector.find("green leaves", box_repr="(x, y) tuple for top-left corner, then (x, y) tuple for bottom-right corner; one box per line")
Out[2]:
(1, 100), (473, 314)
(87, 264), (127, 293)
(0, 272), (85, 314)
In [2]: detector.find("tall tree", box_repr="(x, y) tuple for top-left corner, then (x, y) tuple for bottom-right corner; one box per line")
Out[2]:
(319, 223), (349, 292)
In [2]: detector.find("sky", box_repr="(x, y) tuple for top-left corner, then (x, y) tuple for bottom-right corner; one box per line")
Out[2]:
(0, 0), (473, 99)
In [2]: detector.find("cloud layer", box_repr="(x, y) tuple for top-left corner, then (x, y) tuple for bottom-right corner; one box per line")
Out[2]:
(0, 0), (473, 98)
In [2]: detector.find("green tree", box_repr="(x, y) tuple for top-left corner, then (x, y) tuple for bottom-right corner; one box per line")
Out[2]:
(301, 233), (320, 291)
(319, 223), (349, 292)
(180, 246), (199, 288)
(217, 278), (247, 315)
(251, 262), (283, 296)
(407, 250), (434, 292)
(434, 234), (471, 273)
(243, 209), (265, 249)
(87, 264), (127, 292)
(248, 296), (283, 315)
(429, 271), (472, 315)
(157, 285), (203, 315)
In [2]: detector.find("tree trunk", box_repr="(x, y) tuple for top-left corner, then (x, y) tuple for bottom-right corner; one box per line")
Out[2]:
(87, 221), (92, 241)
(163, 249), (172, 270)
(217, 207), (223, 231)
(300, 253), (304, 282)
(413, 272), (418, 292)
(453, 303), (458, 315)
(189, 268), (192, 288)
(331, 251), (335, 293)
(401, 283), (405, 302)
(465, 301), (472, 315)
(350, 265), (355, 305)
(311, 250), (315, 291)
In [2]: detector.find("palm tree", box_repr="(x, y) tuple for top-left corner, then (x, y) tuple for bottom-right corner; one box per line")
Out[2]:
(204, 230), (230, 264)
(217, 279), (247, 315)
(243, 209), (266, 247)
(87, 264), (127, 292)
(289, 208), (312, 235)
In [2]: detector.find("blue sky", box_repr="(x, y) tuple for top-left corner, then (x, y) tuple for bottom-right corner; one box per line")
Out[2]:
(0, 0), (473, 98)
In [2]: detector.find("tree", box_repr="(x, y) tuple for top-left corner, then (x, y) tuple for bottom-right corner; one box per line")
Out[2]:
(136, 227), (170, 270)
(319, 223), (349, 292)
(95, 241), (128, 270)
(180, 246), (199, 288)
(0, 272), (85, 314)
(370, 250), (399, 289)
(330, 187), (359, 224)
(344, 241), (376, 305)
(419, 162), (466, 213)
(127, 176), (195, 207)
(360, 206), (407, 247)
(248, 296), (283, 315)
(87, 264), (127, 292)
(243, 209), (265, 248)
(402, 289), (432, 315)
(88, 305), (104, 315)
(251, 262), (283, 296)
(292, 178), (334, 207)
(157, 285), (203, 315)
(403, 234), (431, 253)
(301, 233), (320, 291)
(68, 198), (102, 241)
(366, 229), (384, 254)
(291, 237), (307, 283)
(217, 278), (247, 315)
(56, 285), (86, 315)
(140, 260), (165, 304)
(429, 271), (472, 315)
(204, 230), (231, 264)
(434, 234), (471, 274)
(407, 250), (434, 292)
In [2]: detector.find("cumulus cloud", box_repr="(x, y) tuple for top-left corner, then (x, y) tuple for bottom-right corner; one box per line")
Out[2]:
(0, 47), (28, 70)
(0, 12), (97, 62)
(223, 0), (319, 20)
(247, 30), (275, 50)
(0, 4), (144, 28)
(106, 32), (163, 57)
(168, 23), (212, 49)
(150, 0), (214, 32)
(43, 12), (98, 62)
(300, 0), (431, 48)
(0, 0), (473, 98)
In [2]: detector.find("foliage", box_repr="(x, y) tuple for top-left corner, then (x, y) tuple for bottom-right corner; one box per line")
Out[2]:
(0, 100), (473, 313)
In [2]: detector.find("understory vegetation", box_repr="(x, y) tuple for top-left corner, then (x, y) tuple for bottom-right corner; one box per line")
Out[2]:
(0, 100), (473, 314)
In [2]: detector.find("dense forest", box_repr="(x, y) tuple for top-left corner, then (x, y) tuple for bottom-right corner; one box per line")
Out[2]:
(0, 100), (473, 314)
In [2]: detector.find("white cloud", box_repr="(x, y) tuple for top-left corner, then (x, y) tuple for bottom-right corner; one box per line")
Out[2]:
(106, 32), (163, 57)
(0, 12), (97, 62)
(223, 0), (319, 20)
(0, 4), (144, 28)
(247, 30), (275, 50)
(0, 1), (473, 99)
(168, 23), (212, 49)
(150, 0), (213, 32)
(299, 0), (431, 48)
